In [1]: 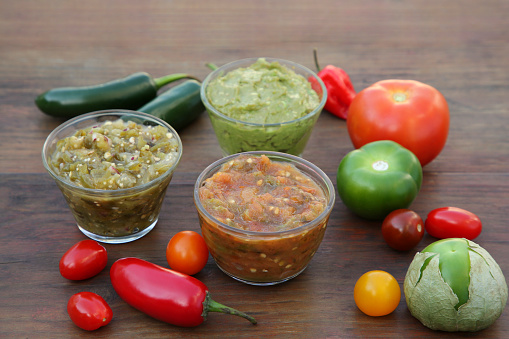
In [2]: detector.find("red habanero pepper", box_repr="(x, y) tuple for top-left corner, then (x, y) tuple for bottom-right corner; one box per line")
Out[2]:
(309, 49), (356, 120)
(110, 258), (257, 327)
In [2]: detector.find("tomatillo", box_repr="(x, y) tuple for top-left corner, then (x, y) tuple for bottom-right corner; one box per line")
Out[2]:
(336, 140), (422, 220)
(404, 238), (508, 332)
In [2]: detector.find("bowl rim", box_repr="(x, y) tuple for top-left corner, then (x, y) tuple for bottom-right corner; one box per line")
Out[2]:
(200, 57), (328, 127)
(194, 151), (336, 237)
(41, 109), (183, 196)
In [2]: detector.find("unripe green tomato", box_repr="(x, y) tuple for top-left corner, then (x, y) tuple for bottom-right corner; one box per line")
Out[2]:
(337, 140), (422, 220)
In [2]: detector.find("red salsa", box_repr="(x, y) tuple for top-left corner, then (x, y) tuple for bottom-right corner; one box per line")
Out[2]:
(197, 154), (330, 283)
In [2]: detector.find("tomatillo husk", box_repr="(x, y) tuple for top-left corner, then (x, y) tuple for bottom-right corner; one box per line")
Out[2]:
(404, 238), (507, 332)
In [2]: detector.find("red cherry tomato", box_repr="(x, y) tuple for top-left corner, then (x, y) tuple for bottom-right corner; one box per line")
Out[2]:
(166, 231), (209, 275)
(425, 207), (482, 240)
(381, 209), (424, 251)
(59, 240), (108, 280)
(67, 292), (112, 331)
(347, 79), (449, 166)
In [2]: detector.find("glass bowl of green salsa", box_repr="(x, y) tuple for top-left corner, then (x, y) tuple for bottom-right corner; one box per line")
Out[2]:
(42, 110), (182, 244)
(194, 151), (335, 285)
(201, 58), (327, 156)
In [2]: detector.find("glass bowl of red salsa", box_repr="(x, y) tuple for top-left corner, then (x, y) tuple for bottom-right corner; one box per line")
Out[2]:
(194, 151), (335, 285)
(42, 110), (182, 244)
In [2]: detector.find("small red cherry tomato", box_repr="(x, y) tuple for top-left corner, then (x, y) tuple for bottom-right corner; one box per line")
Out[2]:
(425, 207), (482, 240)
(381, 209), (424, 251)
(67, 292), (112, 331)
(166, 231), (209, 275)
(59, 240), (108, 280)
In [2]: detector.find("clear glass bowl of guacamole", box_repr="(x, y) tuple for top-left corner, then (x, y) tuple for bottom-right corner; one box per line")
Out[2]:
(201, 58), (327, 156)
(42, 110), (182, 244)
(194, 151), (335, 285)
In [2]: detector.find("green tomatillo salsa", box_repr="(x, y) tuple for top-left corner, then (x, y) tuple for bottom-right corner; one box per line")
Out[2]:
(197, 154), (330, 283)
(47, 118), (180, 237)
(203, 58), (325, 156)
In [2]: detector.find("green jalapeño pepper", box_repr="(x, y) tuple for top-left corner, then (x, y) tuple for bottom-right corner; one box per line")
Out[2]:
(138, 80), (204, 131)
(404, 238), (508, 332)
(36, 72), (196, 118)
(336, 140), (422, 220)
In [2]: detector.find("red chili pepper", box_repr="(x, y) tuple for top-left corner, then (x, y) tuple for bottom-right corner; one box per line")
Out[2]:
(309, 49), (356, 120)
(110, 257), (257, 327)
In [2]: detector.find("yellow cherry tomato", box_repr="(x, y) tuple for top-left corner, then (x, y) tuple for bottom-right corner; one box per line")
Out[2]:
(354, 270), (401, 316)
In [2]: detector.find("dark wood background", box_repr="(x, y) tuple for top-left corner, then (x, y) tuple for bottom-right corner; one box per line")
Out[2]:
(1, 0), (508, 337)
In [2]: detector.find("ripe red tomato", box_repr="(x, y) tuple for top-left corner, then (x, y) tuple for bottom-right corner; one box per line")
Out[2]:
(67, 292), (112, 331)
(347, 79), (449, 166)
(425, 207), (482, 240)
(59, 240), (108, 280)
(166, 231), (209, 275)
(382, 209), (424, 251)
(354, 270), (401, 317)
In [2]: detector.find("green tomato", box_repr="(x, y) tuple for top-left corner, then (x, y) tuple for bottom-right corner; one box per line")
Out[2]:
(404, 238), (508, 332)
(336, 140), (423, 220)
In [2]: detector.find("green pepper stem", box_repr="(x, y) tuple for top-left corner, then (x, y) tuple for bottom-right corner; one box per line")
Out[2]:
(313, 48), (321, 72)
(206, 63), (219, 71)
(204, 292), (257, 325)
(154, 73), (200, 89)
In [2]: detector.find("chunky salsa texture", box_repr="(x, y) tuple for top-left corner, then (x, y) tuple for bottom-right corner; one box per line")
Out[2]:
(199, 154), (326, 232)
(48, 119), (179, 189)
(197, 154), (330, 283)
(47, 119), (180, 237)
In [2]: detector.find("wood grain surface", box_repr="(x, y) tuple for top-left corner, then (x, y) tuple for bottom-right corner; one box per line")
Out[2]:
(0, 0), (508, 338)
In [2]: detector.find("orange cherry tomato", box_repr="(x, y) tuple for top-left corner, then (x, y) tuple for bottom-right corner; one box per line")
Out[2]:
(347, 79), (449, 166)
(354, 270), (401, 316)
(166, 231), (209, 275)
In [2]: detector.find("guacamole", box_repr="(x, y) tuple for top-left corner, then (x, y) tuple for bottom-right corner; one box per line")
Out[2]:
(203, 58), (325, 156)
(206, 58), (320, 124)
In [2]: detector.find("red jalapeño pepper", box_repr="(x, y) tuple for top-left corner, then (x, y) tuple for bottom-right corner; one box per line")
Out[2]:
(110, 257), (257, 327)
(309, 49), (356, 120)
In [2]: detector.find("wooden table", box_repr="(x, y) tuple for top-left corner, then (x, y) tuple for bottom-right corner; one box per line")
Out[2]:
(1, 0), (508, 337)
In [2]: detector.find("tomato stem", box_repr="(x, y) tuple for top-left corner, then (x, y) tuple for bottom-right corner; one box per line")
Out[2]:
(392, 92), (407, 102)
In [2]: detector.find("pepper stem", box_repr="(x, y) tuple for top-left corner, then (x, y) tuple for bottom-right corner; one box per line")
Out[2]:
(313, 48), (321, 72)
(154, 73), (200, 90)
(206, 63), (219, 71)
(203, 292), (257, 325)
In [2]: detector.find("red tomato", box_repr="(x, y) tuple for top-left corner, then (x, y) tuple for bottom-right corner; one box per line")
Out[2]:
(67, 292), (112, 331)
(354, 270), (401, 317)
(166, 231), (209, 275)
(347, 79), (449, 166)
(59, 240), (107, 281)
(382, 209), (424, 251)
(425, 207), (482, 240)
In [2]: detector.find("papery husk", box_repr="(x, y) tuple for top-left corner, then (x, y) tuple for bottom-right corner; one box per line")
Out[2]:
(404, 239), (508, 332)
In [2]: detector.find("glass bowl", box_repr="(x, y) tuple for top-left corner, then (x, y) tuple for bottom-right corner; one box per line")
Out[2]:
(194, 151), (335, 285)
(200, 58), (327, 156)
(42, 110), (182, 244)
